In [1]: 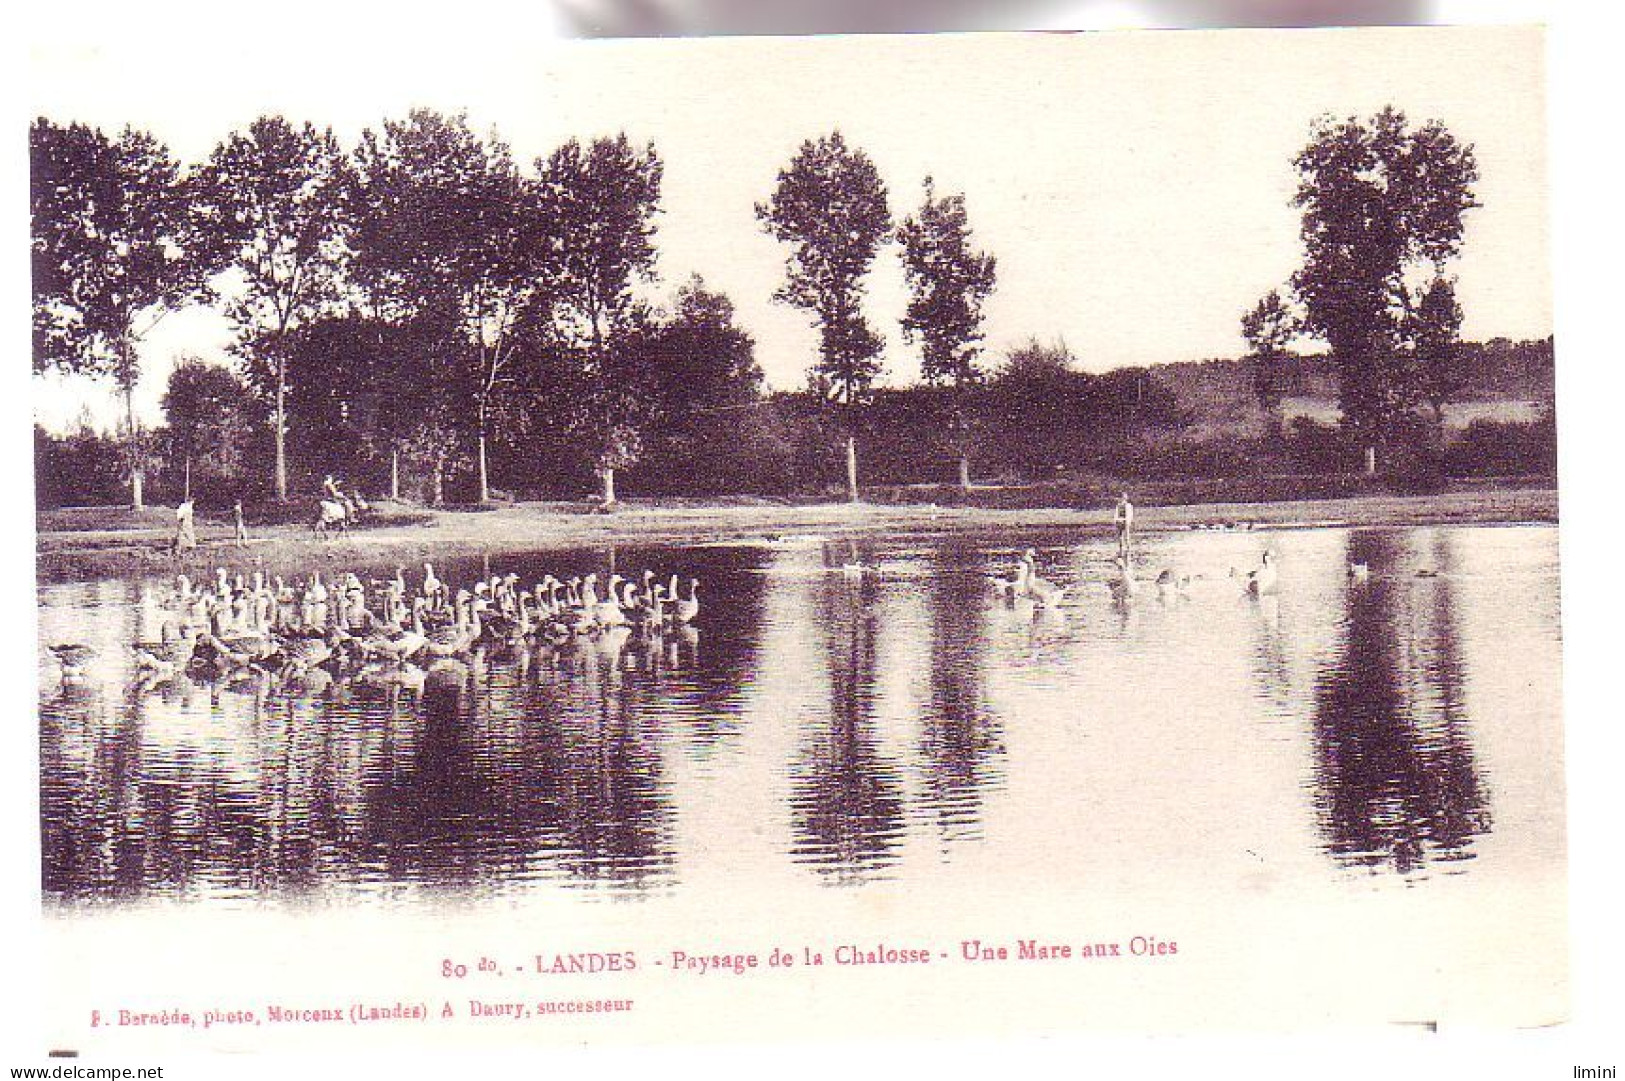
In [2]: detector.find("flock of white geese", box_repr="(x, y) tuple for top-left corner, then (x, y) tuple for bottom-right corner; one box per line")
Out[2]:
(46, 546), (1303, 685)
(988, 547), (1282, 607)
(48, 562), (701, 685)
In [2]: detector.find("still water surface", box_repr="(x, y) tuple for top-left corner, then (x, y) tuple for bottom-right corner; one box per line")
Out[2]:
(37, 524), (1564, 909)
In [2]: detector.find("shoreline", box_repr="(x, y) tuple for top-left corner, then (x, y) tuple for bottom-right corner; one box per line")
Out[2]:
(34, 487), (1559, 585)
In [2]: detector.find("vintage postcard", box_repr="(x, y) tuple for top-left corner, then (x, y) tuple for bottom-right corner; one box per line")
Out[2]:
(15, 19), (1579, 1070)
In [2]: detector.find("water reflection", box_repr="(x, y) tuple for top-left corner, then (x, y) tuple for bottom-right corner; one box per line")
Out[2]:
(1310, 529), (1490, 877)
(919, 542), (1004, 851)
(788, 542), (906, 882)
(38, 526), (1559, 905)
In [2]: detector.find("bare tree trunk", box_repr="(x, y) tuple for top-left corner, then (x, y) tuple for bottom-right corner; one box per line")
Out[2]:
(430, 460), (444, 506)
(274, 371), (288, 503)
(390, 447), (400, 501)
(184, 457), (191, 501)
(845, 435), (859, 503)
(477, 429), (490, 504)
(599, 466), (617, 505)
(124, 382), (144, 510)
(958, 453), (971, 491)
(1365, 445), (1377, 475)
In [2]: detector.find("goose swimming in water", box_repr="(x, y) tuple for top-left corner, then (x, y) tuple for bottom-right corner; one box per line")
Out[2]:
(1110, 554), (1141, 598)
(673, 578), (700, 624)
(279, 632), (338, 677)
(132, 621), (198, 675)
(987, 560), (1027, 598)
(1020, 550), (1068, 607)
(593, 575), (629, 628)
(1242, 550), (1279, 596)
(1155, 567), (1193, 598)
(390, 599), (433, 661)
(49, 643), (97, 680)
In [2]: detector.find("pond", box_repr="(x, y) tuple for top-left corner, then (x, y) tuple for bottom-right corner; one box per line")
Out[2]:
(36, 523), (1565, 913)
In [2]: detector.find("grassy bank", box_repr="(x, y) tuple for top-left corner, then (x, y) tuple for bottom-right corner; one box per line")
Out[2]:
(34, 485), (1558, 585)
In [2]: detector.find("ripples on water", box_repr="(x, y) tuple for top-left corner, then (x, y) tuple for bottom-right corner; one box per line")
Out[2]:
(37, 525), (1564, 907)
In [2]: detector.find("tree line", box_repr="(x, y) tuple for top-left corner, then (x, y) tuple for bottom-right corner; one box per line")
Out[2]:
(33, 105), (1531, 511)
(31, 115), (1005, 508)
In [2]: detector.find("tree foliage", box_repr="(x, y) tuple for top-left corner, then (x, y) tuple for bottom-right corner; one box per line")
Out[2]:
(896, 178), (997, 484)
(161, 357), (257, 482)
(352, 109), (556, 501)
(30, 119), (223, 505)
(649, 275), (763, 412)
(1002, 337), (1075, 379)
(1240, 288), (1297, 428)
(193, 116), (355, 499)
(1288, 107), (1478, 459)
(1408, 276), (1465, 423)
(626, 276), (765, 493)
(539, 134), (662, 350)
(897, 178), (997, 388)
(536, 134), (664, 497)
(757, 131), (892, 413)
(31, 120), (218, 380)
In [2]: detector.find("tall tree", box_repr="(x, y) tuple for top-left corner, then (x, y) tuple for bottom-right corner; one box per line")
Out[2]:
(160, 357), (257, 500)
(1287, 106), (1478, 472)
(633, 275), (763, 492)
(537, 134), (663, 505)
(645, 275), (762, 417)
(896, 177), (997, 489)
(757, 132), (892, 502)
(1240, 288), (1297, 438)
(1408, 275), (1465, 426)
(30, 119), (221, 507)
(352, 109), (553, 503)
(193, 116), (354, 502)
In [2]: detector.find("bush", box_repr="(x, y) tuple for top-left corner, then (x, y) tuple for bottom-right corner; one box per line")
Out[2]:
(34, 425), (127, 509)
(1283, 416), (1356, 474)
(1446, 418), (1556, 477)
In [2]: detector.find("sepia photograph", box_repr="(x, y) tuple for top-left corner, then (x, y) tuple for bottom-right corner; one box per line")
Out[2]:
(8, 6), (1614, 1076)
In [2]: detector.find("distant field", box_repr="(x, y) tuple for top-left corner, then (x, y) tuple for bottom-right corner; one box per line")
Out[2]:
(1281, 397), (1544, 431)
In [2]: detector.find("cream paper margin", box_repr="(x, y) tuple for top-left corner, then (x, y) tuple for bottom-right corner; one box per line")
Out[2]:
(4, 13), (1619, 1078)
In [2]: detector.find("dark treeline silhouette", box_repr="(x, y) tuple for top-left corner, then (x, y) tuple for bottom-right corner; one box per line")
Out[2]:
(34, 332), (1557, 510)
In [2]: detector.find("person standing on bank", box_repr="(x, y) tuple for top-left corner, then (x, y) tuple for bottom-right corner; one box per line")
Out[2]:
(174, 499), (197, 554)
(233, 500), (248, 547)
(1114, 491), (1135, 562)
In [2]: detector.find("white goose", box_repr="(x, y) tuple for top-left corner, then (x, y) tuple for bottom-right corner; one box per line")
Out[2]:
(1155, 567), (1193, 597)
(594, 574), (629, 628)
(1243, 550), (1279, 596)
(673, 578), (701, 624)
(1111, 554), (1141, 599)
(987, 559), (1028, 598)
(1019, 550), (1068, 607)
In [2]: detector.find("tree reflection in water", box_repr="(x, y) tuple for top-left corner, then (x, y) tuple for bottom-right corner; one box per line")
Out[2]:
(919, 542), (1004, 852)
(38, 527), (1546, 904)
(788, 542), (906, 883)
(1310, 529), (1488, 876)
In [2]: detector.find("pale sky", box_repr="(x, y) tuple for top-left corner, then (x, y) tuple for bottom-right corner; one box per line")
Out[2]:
(25, 24), (1550, 431)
